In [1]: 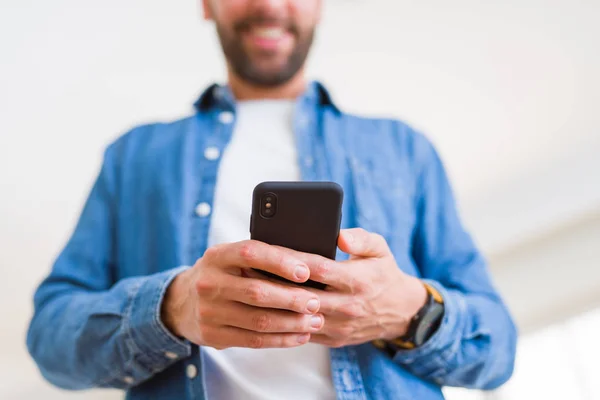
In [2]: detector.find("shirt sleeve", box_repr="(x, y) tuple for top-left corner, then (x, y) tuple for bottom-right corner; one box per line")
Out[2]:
(392, 134), (518, 390)
(26, 143), (192, 390)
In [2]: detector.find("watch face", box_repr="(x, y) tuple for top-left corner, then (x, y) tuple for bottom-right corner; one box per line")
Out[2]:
(414, 303), (445, 346)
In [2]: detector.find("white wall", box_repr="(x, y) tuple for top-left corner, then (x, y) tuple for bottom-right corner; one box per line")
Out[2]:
(490, 210), (600, 333)
(1, 0), (598, 398)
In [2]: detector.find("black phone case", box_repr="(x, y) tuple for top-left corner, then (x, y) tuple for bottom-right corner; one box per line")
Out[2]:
(250, 181), (343, 290)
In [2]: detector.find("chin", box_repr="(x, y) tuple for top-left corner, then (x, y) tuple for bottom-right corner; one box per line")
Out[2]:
(250, 63), (292, 79)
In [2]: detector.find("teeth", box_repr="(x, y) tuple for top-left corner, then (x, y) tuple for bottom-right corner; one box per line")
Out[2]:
(253, 27), (284, 39)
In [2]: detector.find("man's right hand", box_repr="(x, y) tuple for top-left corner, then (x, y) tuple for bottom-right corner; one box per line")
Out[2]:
(161, 240), (324, 349)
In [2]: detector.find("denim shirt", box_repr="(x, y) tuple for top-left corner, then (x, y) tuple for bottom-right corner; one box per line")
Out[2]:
(27, 82), (517, 400)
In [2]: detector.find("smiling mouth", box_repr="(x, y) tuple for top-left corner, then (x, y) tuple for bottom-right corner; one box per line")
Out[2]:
(251, 26), (287, 40)
(241, 24), (294, 52)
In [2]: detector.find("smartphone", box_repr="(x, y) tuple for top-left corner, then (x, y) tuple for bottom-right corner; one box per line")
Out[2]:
(250, 181), (343, 290)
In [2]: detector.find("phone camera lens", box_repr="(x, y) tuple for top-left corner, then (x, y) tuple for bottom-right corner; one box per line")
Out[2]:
(260, 192), (277, 218)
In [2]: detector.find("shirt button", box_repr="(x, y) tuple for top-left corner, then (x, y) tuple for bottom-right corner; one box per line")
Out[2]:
(304, 157), (314, 167)
(297, 116), (309, 128)
(186, 364), (198, 379)
(123, 376), (134, 385)
(218, 111), (234, 124)
(342, 369), (353, 388)
(164, 351), (178, 360)
(204, 147), (220, 161)
(195, 202), (211, 218)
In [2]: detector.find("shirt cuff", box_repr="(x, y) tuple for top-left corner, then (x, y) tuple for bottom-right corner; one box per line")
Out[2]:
(392, 279), (465, 368)
(126, 266), (193, 374)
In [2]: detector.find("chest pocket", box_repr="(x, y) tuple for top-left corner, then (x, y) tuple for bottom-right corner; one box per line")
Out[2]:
(348, 156), (418, 275)
(349, 157), (391, 237)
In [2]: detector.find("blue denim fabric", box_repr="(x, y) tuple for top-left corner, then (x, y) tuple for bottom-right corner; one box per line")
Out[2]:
(27, 82), (517, 400)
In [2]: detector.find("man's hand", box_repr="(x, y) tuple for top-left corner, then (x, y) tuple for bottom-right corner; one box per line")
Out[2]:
(161, 241), (324, 349)
(291, 228), (428, 348)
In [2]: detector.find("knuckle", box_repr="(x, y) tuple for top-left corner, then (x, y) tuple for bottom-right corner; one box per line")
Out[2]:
(196, 306), (207, 321)
(194, 277), (214, 295)
(252, 313), (273, 332)
(239, 241), (258, 262)
(192, 256), (204, 269)
(313, 259), (331, 279)
(248, 334), (265, 349)
(203, 245), (221, 261)
(350, 278), (369, 294)
(338, 303), (365, 318)
(287, 289), (305, 311)
(244, 283), (269, 304)
(196, 305), (215, 322)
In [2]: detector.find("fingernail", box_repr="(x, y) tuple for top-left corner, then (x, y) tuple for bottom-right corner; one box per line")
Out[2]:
(306, 299), (320, 313)
(310, 315), (323, 329)
(297, 333), (310, 343)
(294, 265), (309, 281)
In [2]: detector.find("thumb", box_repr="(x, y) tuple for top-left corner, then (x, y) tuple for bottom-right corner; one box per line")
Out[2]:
(338, 228), (390, 258)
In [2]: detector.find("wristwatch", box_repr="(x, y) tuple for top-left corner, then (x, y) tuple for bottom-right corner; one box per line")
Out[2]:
(373, 282), (445, 352)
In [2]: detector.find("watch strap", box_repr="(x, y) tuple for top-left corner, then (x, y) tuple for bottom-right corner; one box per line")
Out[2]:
(372, 282), (444, 352)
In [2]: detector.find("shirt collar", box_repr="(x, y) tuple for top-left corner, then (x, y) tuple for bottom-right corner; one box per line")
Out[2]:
(193, 80), (340, 114)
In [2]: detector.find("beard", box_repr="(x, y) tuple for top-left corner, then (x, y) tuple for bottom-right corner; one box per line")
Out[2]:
(214, 15), (315, 87)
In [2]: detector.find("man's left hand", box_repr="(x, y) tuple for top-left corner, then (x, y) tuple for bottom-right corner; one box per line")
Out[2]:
(290, 228), (429, 348)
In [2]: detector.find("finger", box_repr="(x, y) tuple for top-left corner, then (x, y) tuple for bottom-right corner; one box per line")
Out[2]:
(272, 246), (353, 289)
(316, 318), (383, 342)
(241, 268), (269, 280)
(219, 302), (324, 333)
(309, 334), (368, 348)
(203, 326), (311, 349)
(309, 334), (344, 348)
(204, 240), (311, 283)
(306, 291), (367, 317)
(337, 228), (390, 258)
(224, 275), (321, 314)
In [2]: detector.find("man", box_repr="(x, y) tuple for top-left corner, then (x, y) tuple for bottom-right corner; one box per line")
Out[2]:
(27, 1), (517, 399)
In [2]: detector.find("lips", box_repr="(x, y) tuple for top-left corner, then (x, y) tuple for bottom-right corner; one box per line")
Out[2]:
(251, 26), (286, 40)
(242, 24), (293, 51)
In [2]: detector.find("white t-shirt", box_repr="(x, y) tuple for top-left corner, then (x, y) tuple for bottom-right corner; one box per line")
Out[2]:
(204, 100), (336, 400)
